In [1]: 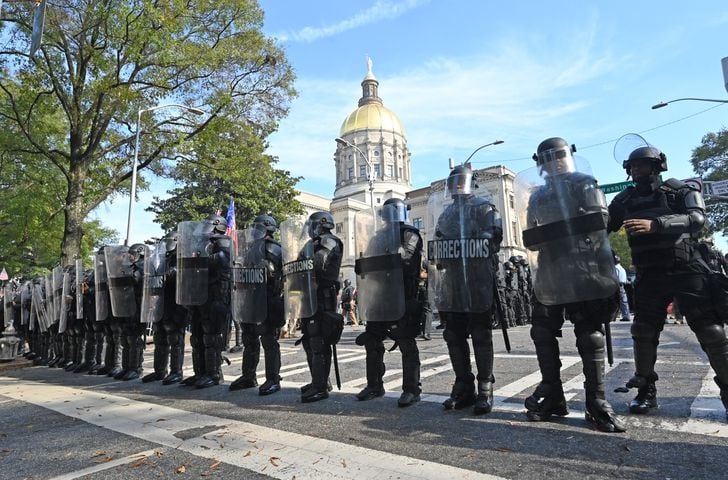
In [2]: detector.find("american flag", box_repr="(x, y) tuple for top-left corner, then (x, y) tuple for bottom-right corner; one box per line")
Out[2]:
(225, 199), (237, 249)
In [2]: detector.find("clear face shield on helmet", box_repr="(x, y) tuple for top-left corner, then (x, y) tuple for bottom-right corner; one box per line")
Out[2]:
(381, 201), (408, 223)
(446, 170), (473, 198)
(537, 145), (576, 177)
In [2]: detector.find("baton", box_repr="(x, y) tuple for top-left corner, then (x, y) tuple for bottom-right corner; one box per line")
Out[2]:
(332, 344), (341, 390)
(494, 284), (511, 352)
(604, 319), (614, 367)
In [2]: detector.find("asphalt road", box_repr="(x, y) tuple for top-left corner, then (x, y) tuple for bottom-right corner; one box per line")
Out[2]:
(1, 320), (727, 479)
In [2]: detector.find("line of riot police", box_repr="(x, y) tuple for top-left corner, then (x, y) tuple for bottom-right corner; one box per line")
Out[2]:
(7, 132), (728, 433)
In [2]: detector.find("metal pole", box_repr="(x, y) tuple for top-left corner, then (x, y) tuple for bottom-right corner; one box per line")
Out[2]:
(124, 104), (205, 246)
(125, 108), (142, 246)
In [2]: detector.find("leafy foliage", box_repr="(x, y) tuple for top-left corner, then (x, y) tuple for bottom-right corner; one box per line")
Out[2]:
(690, 128), (728, 235)
(0, 0), (297, 264)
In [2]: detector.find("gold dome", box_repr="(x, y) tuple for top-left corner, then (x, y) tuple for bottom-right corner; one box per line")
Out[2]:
(339, 103), (405, 137)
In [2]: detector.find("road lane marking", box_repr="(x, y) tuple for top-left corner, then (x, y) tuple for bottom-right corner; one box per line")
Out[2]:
(48, 449), (162, 480)
(0, 377), (505, 480)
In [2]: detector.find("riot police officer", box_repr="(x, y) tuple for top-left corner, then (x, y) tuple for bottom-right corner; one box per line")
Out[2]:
(179, 215), (231, 389)
(354, 198), (424, 407)
(519, 137), (625, 432)
(283, 211), (343, 403)
(608, 135), (728, 419)
(230, 215), (285, 395)
(429, 163), (503, 414)
(143, 230), (190, 385)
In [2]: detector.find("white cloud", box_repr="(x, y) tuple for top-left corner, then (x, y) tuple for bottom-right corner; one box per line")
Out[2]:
(274, 0), (429, 43)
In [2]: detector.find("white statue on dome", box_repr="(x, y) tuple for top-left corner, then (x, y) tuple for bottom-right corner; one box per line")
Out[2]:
(366, 55), (373, 74)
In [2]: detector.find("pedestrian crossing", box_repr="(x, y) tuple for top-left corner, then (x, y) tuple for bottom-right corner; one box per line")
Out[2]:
(131, 336), (728, 439)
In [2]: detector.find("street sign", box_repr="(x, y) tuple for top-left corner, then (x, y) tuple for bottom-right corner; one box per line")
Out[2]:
(599, 181), (634, 194)
(0, 268), (7, 281)
(707, 179), (728, 196)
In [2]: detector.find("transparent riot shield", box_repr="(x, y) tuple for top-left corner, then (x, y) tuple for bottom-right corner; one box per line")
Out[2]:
(75, 259), (84, 320)
(104, 245), (137, 318)
(52, 266), (63, 323)
(426, 187), (498, 313)
(21, 281), (31, 326)
(94, 251), (110, 322)
(281, 216), (317, 324)
(45, 273), (55, 326)
(176, 221), (209, 306)
(59, 271), (72, 333)
(514, 158), (618, 305)
(353, 208), (405, 323)
(32, 283), (47, 333)
(232, 227), (268, 325)
(141, 243), (166, 324)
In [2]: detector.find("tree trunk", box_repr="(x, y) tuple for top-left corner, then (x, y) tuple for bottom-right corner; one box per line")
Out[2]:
(60, 167), (87, 265)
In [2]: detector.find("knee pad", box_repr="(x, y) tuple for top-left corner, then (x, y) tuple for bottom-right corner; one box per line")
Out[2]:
(309, 335), (325, 354)
(443, 328), (461, 344)
(241, 332), (259, 348)
(576, 331), (604, 351)
(189, 335), (203, 349)
(694, 324), (727, 347)
(397, 337), (418, 354)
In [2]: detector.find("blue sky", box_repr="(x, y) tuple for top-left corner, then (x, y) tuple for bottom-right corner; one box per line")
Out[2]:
(97, 0), (728, 249)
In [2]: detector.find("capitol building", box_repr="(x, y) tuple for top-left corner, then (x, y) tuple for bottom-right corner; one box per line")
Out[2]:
(296, 62), (527, 284)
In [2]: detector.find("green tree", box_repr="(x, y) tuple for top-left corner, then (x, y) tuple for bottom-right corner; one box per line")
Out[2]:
(608, 229), (632, 269)
(691, 128), (728, 235)
(146, 115), (303, 231)
(0, 0), (296, 264)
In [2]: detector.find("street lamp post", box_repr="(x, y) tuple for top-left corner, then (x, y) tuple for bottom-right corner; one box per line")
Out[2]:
(335, 137), (376, 209)
(651, 98), (728, 109)
(462, 140), (505, 164)
(125, 104), (205, 246)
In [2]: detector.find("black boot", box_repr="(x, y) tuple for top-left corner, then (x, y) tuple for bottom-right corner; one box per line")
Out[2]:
(163, 342), (185, 385)
(357, 340), (385, 401)
(398, 338), (421, 407)
(114, 335), (130, 379)
(196, 334), (222, 389)
(443, 336), (476, 410)
(88, 332), (105, 374)
(230, 334), (259, 391)
(578, 331), (626, 432)
(122, 336), (144, 381)
(472, 328), (494, 415)
(473, 378), (494, 415)
(715, 377), (728, 423)
(64, 335), (79, 371)
(108, 335), (124, 378)
(525, 382), (569, 421)
(301, 337), (330, 403)
(143, 343), (169, 383)
(182, 343), (203, 386)
(74, 333), (94, 373)
(259, 334), (281, 396)
(628, 376), (658, 414)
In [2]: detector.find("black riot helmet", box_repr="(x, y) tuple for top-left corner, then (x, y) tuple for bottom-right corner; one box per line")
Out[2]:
(129, 243), (146, 263)
(446, 163), (474, 197)
(623, 145), (667, 175)
(533, 137), (576, 174)
(381, 198), (408, 223)
(203, 214), (228, 235)
(253, 215), (278, 235)
(163, 229), (178, 252)
(504, 261), (514, 270)
(344, 279), (351, 288)
(308, 211), (335, 238)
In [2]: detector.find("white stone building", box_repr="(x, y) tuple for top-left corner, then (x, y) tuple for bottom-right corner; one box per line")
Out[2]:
(296, 62), (527, 285)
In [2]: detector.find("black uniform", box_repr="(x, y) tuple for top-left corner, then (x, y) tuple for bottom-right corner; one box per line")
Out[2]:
(523, 137), (625, 433)
(609, 175), (728, 418)
(300, 214), (343, 403)
(143, 237), (190, 385)
(434, 185), (503, 415)
(230, 231), (285, 395)
(355, 220), (423, 407)
(183, 227), (231, 389)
